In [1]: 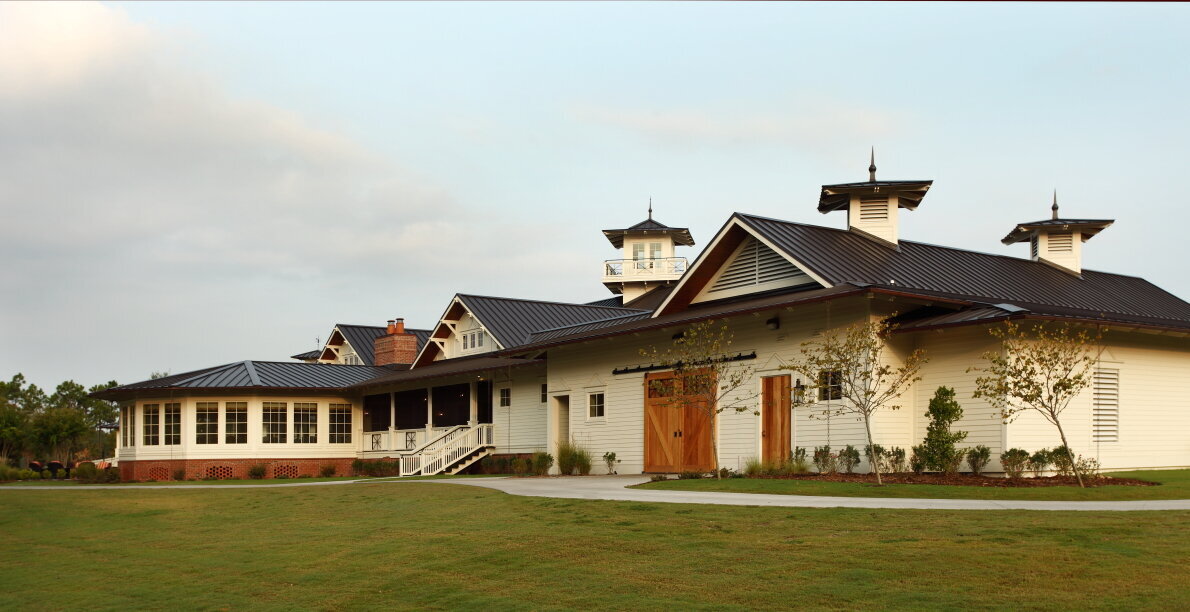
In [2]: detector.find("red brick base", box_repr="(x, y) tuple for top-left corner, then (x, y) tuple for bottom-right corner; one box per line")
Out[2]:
(119, 457), (357, 481)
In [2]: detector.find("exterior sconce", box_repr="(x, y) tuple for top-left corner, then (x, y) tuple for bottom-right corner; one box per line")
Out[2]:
(766, 316), (780, 330)
(792, 379), (806, 406)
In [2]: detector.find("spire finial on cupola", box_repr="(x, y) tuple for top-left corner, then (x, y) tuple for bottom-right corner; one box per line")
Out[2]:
(648, 197), (653, 220)
(1051, 189), (1059, 220)
(868, 147), (877, 182)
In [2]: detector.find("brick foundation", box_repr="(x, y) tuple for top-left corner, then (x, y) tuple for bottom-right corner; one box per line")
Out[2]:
(119, 457), (358, 481)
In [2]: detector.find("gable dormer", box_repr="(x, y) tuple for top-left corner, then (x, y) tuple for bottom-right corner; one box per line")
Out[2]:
(1001, 193), (1113, 276)
(818, 151), (932, 247)
(691, 235), (816, 303)
(413, 296), (502, 367)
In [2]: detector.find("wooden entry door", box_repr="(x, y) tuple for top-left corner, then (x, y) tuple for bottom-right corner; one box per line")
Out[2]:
(643, 371), (715, 473)
(761, 375), (792, 463)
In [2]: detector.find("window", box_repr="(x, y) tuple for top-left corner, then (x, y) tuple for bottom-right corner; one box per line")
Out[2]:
(225, 402), (247, 444)
(196, 402), (219, 444)
(1093, 368), (1120, 443)
(461, 330), (486, 352)
(818, 371), (842, 401)
(588, 393), (605, 419)
(262, 402), (287, 444)
(164, 403), (180, 445)
(294, 403), (317, 444)
(142, 404), (159, 446)
(329, 404), (352, 444)
(649, 242), (662, 260)
(540, 383), (548, 404)
(499, 388), (511, 408)
(121, 406), (135, 447)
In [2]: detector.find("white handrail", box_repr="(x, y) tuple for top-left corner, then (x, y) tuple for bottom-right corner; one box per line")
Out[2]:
(396, 424), (494, 476)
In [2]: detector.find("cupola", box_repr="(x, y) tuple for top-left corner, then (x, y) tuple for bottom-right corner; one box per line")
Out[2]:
(1001, 192), (1113, 276)
(601, 201), (695, 303)
(818, 150), (932, 247)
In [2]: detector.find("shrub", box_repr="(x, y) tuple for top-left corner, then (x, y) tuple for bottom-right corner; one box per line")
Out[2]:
(909, 445), (927, 475)
(792, 447), (809, 472)
(351, 459), (366, 476)
(1000, 448), (1030, 478)
(1029, 449), (1053, 477)
(512, 457), (532, 475)
(1075, 455), (1101, 479)
(1051, 445), (1075, 477)
(678, 471), (705, 480)
(744, 457), (763, 477)
(649, 473), (669, 482)
(884, 447), (907, 474)
(718, 467), (736, 479)
(556, 439), (580, 475)
(602, 451), (618, 475)
(574, 447), (593, 476)
(863, 444), (886, 473)
(320, 464), (337, 478)
(812, 446), (837, 474)
(104, 468), (120, 483)
(74, 463), (99, 483)
(532, 452), (554, 476)
(172, 468), (186, 481)
(922, 386), (968, 473)
(966, 445), (991, 476)
(838, 445), (861, 474)
(275, 474), (289, 480)
(247, 464), (267, 480)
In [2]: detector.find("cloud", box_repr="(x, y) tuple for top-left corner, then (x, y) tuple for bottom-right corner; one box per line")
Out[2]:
(571, 101), (905, 149)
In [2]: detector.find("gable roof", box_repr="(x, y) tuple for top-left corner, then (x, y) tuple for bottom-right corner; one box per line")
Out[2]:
(458, 294), (648, 349)
(93, 361), (394, 399)
(329, 324), (431, 365)
(290, 349), (321, 361)
(602, 217), (695, 248)
(733, 213), (1190, 329)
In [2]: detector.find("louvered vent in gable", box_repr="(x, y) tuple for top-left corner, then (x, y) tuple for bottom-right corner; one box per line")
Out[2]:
(692, 236), (818, 303)
(859, 198), (889, 223)
(1049, 232), (1073, 253)
(1030, 236), (1039, 259)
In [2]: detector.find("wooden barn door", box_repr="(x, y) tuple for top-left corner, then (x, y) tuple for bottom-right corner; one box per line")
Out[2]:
(643, 370), (715, 473)
(761, 375), (792, 463)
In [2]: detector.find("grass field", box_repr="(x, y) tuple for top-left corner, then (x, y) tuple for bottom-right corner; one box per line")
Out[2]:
(638, 469), (1190, 501)
(2, 481), (1188, 610)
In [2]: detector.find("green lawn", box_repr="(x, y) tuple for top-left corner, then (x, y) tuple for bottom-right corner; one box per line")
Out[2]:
(1, 483), (1188, 610)
(0, 474), (504, 487)
(637, 469), (1190, 501)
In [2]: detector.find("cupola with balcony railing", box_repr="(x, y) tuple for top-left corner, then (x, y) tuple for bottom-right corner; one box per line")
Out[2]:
(601, 201), (695, 303)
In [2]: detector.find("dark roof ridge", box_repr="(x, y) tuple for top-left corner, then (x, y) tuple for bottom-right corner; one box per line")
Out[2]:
(529, 310), (653, 335)
(458, 293), (645, 312)
(243, 360), (393, 368)
(733, 212), (1142, 282)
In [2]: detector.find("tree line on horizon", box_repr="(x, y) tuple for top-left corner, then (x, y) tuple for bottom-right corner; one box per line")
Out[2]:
(0, 374), (120, 467)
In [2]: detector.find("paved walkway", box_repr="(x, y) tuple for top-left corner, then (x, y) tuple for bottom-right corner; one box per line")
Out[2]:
(6, 475), (1190, 511)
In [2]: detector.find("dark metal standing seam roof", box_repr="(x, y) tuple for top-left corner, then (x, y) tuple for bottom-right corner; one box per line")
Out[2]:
(528, 311), (653, 343)
(351, 356), (546, 390)
(736, 213), (1190, 328)
(290, 349), (322, 361)
(334, 324), (432, 365)
(458, 294), (647, 348)
(602, 217), (696, 248)
(93, 361), (396, 399)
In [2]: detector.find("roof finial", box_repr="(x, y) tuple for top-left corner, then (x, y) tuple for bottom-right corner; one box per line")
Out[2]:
(1052, 189), (1059, 220)
(868, 147), (876, 182)
(648, 197), (653, 220)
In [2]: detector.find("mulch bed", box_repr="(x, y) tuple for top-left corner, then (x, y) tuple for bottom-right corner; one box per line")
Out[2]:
(753, 472), (1158, 488)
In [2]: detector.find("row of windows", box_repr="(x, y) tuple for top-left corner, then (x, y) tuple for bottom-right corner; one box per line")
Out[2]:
(460, 330), (486, 351)
(127, 403), (352, 447)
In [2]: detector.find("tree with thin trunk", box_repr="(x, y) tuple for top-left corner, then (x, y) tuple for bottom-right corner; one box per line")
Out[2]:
(783, 316), (926, 485)
(641, 319), (758, 478)
(970, 321), (1103, 488)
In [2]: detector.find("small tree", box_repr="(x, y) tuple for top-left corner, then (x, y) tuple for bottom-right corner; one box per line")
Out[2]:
(641, 319), (759, 479)
(784, 316), (927, 485)
(921, 386), (968, 474)
(971, 322), (1102, 488)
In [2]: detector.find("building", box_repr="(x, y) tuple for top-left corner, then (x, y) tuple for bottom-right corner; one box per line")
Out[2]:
(96, 162), (1190, 479)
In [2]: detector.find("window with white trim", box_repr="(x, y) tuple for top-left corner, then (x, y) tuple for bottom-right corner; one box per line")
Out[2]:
(142, 404), (160, 446)
(540, 383), (548, 404)
(195, 402), (219, 445)
(225, 402), (247, 444)
(163, 403), (180, 445)
(294, 403), (317, 443)
(1093, 368), (1120, 443)
(121, 406), (135, 447)
(588, 393), (605, 419)
(498, 387), (511, 408)
(329, 404), (352, 443)
(459, 329), (487, 354)
(262, 402), (287, 444)
(818, 371), (842, 401)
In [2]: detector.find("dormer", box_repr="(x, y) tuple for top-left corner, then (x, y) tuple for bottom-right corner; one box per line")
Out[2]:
(601, 202), (695, 303)
(1001, 193), (1113, 276)
(818, 151), (932, 247)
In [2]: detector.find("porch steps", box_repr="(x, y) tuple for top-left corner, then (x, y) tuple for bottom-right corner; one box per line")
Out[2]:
(445, 447), (493, 475)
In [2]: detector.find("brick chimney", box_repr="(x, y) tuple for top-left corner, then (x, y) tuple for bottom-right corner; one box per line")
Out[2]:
(374, 318), (418, 367)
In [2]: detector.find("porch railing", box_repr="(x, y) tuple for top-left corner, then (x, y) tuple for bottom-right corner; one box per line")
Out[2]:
(602, 257), (687, 283)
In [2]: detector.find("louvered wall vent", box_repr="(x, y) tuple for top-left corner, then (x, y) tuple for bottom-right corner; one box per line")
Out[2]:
(706, 237), (811, 294)
(859, 198), (890, 223)
(1049, 232), (1074, 253)
(1093, 368), (1119, 443)
(1030, 236), (1039, 259)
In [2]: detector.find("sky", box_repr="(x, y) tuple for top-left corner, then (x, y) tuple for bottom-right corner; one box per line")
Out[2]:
(2, 2), (1188, 390)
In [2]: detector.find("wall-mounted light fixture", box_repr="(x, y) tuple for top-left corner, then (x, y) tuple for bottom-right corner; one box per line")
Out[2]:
(792, 378), (806, 406)
(765, 316), (780, 330)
